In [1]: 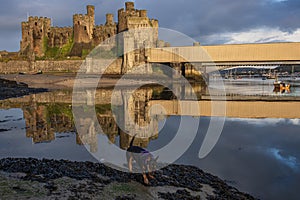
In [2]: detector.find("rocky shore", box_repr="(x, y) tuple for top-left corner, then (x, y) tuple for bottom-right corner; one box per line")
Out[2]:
(0, 78), (47, 100)
(0, 158), (256, 200)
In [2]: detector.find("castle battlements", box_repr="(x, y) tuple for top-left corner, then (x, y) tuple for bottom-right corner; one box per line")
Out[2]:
(20, 2), (158, 60)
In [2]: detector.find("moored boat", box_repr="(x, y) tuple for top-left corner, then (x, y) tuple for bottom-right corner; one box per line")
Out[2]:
(273, 78), (290, 91)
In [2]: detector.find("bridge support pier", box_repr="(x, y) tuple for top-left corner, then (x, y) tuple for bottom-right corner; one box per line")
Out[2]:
(170, 62), (182, 79)
(202, 65), (209, 83)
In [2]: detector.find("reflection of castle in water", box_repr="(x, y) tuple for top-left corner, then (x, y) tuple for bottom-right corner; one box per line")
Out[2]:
(0, 82), (204, 151)
(18, 85), (194, 151)
(74, 87), (163, 152)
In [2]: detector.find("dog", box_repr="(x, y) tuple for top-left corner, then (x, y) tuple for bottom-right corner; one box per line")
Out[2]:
(126, 135), (159, 185)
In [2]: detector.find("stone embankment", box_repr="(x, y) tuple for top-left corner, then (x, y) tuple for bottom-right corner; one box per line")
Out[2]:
(0, 60), (83, 74)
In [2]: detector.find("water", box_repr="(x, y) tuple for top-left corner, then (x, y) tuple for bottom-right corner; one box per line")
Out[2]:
(0, 79), (300, 200)
(209, 77), (300, 96)
(0, 108), (95, 162)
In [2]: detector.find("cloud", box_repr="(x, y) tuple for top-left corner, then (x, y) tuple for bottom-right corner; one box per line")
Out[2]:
(200, 27), (300, 45)
(0, 0), (300, 51)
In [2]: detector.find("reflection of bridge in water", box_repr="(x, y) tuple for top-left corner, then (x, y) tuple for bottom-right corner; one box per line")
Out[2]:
(1, 85), (300, 153)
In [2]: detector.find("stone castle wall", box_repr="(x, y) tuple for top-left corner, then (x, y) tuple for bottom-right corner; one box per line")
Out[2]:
(92, 14), (117, 47)
(0, 59), (124, 74)
(14, 2), (159, 74)
(73, 5), (95, 44)
(20, 5), (116, 58)
(20, 17), (51, 57)
(48, 27), (73, 48)
(0, 60), (82, 74)
(0, 61), (31, 74)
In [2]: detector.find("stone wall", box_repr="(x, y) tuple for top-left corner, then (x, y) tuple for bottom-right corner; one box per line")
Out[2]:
(0, 61), (31, 74)
(92, 13), (117, 47)
(0, 59), (124, 74)
(48, 27), (73, 48)
(33, 60), (83, 72)
(84, 58), (123, 74)
(0, 60), (82, 74)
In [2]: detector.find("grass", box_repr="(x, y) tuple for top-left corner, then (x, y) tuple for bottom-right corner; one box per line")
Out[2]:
(88, 46), (118, 59)
(82, 49), (90, 58)
(40, 36), (74, 60)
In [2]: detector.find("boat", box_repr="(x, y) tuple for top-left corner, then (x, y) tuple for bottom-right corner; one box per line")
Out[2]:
(273, 77), (290, 91)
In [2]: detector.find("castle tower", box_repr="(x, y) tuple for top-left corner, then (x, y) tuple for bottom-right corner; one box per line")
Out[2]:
(118, 2), (159, 73)
(73, 5), (95, 43)
(125, 2), (135, 11)
(106, 14), (114, 25)
(20, 17), (51, 58)
(87, 5), (95, 18)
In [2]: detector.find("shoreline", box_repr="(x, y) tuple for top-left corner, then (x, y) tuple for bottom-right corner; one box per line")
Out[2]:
(0, 157), (256, 199)
(0, 77), (47, 100)
(1, 73), (300, 102)
(0, 73), (176, 90)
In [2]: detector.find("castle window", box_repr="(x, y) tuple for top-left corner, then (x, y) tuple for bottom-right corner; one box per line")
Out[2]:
(40, 29), (42, 33)
(84, 26), (87, 30)
(35, 22), (37, 26)
(108, 34), (111, 37)
(28, 32), (30, 35)
(78, 21), (80, 25)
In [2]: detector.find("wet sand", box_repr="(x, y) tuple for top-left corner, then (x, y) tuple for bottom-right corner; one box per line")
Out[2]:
(0, 73), (168, 90)
(0, 73), (117, 89)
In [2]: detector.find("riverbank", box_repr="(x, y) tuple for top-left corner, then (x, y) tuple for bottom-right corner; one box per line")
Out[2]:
(0, 78), (47, 100)
(0, 73), (171, 90)
(0, 158), (256, 200)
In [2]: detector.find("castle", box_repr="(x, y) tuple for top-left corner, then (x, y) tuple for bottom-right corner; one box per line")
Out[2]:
(20, 2), (159, 59)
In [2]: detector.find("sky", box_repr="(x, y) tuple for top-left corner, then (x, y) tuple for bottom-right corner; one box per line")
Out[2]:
(0, 0), (300, 52)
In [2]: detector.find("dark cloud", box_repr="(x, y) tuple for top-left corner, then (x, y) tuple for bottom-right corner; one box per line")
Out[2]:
(0, 0), (299, 51)
(141, 0), (300, 38)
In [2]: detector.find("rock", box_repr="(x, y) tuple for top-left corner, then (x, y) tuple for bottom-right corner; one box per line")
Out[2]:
(0, 78), (47, 100)
(0, 158), (257, 199)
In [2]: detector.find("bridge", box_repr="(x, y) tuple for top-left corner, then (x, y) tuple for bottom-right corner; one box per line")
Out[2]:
(145, 42), (300, 74)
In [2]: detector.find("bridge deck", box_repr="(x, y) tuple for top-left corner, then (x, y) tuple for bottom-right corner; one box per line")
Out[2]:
(148, 42), (300, 64)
